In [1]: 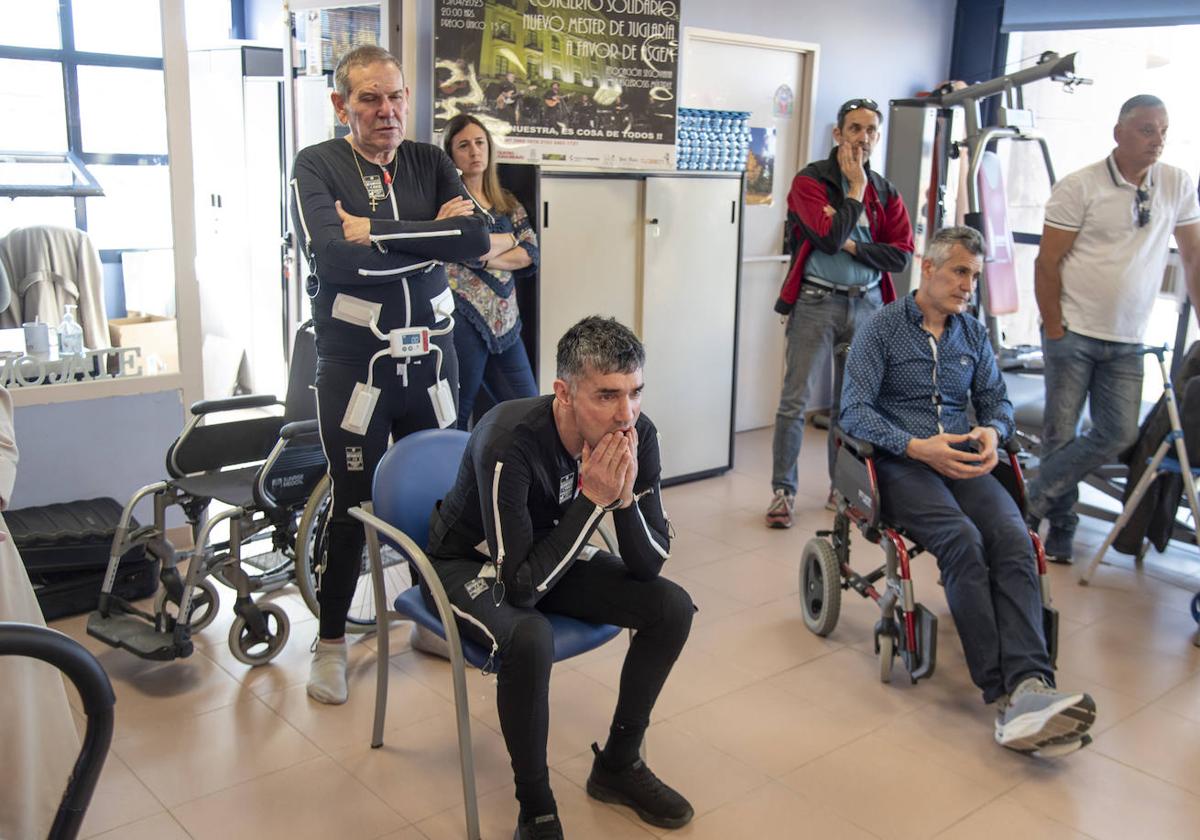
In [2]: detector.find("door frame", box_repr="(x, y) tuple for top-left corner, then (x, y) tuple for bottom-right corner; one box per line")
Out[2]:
(681, 28), (820, 256)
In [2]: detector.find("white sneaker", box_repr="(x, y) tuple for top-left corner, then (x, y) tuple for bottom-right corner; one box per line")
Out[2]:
(409, 623), (452, 660)
(307, 639), (348, 704)
(994, 676), (1095, 754)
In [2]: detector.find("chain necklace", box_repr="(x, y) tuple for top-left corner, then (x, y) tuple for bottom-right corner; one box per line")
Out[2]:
(349, 145), (399, 212)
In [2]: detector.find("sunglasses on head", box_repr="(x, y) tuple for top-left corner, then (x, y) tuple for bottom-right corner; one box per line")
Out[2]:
(838, 98), (880, 121)
(1135, 187), (1151, 228)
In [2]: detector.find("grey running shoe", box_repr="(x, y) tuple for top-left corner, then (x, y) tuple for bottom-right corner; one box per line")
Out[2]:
(765, 489), (795, 529)
(1044, 516), (1077, 564)
(995, 676), (1095, 755)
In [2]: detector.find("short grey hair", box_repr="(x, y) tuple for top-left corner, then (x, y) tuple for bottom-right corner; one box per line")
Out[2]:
(334, 45), (404, 100)
(1119, 94), (1165, 121)
(925, 225), (984, 267)
(556, 316), (645, 384)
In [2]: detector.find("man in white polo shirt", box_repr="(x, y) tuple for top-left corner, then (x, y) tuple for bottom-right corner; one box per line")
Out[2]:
(1027, 94), (1200, 562)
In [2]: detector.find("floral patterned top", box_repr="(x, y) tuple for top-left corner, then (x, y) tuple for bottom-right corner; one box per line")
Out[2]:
(445, 201), (539, 354)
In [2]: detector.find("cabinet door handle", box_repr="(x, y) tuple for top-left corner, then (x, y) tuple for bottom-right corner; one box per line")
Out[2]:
(543, 200), (549, 228)
(730, 201), (736, 223)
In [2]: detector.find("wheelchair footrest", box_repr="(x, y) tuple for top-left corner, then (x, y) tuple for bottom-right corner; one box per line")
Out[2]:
(87, 610), (192, 661)
(902, 604), (938, 683)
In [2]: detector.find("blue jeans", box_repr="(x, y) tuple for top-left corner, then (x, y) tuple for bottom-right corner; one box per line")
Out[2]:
(1027, 330), (1144, 528)
(876, 456), (1054, 702)
(453, 325), (538, 430)
(771, 284), (882, 494)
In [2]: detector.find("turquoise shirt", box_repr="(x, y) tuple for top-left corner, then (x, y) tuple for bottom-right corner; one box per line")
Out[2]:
(804, 176), (882, 288)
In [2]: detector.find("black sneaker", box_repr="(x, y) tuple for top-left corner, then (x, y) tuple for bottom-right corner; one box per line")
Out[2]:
(514, 813), (563, 840)
(585, 743), (694, 829)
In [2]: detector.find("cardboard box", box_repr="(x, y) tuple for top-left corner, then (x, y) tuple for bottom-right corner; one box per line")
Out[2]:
(108, 311), (179, 375)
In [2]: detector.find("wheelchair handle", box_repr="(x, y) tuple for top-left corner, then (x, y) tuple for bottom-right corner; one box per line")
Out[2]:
(0, 622), (114, 840)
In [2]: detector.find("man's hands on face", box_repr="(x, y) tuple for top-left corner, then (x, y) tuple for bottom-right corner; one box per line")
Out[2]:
(905, 428), (997, 480)
(436, 196), (475, 221)
(335, 200), (371, 245)
(837, 142), (867, 198)
(580, 430), (635, 509)
(616, 427), (638, 509)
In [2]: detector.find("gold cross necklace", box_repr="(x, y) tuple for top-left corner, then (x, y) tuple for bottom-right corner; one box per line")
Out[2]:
(350, 145), (400, 212)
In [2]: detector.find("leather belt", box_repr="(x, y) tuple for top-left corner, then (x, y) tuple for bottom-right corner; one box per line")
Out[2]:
(804, 276), (881, 298)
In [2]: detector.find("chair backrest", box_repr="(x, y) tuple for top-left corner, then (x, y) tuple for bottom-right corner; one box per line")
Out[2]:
(0, 622), (113, 840)
(372, 428), (470, 549)
(282, 321), (318, 424)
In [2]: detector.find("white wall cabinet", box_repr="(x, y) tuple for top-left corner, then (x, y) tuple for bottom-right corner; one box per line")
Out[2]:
(538, 172), (742, 483)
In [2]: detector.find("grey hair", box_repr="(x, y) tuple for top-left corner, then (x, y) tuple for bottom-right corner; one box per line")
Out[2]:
(925, 226), (984, 267)
(556, 316), (645, 384)
(1119, 94), (1165, 121)
(334, 45), (404, 100)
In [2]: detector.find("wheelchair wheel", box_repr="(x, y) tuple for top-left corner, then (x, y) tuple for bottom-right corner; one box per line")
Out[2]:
(154, 579), (219, 632)
(878, 633), (895, 684)
(228, 602), (290, 666)
(294, 475), (412, 634)
(800, 538), (841, 636)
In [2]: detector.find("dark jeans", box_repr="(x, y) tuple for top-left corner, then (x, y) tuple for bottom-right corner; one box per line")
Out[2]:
(876, 456), (1053, 702)
(426, 553), (693, 815)
(1027, 329), (1144, 528)
(453, 325), (538, 430)
(771, 284), (882, 493)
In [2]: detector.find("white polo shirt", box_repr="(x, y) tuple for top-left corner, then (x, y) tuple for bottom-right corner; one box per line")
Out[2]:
(1043, 154), (1200, 343)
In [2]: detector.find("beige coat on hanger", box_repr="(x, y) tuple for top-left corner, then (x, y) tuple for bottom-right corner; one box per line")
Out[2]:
(0, 226), (110, 350)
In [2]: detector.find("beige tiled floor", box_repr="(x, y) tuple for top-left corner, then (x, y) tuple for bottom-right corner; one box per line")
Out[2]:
(53, 427), (1200, 839)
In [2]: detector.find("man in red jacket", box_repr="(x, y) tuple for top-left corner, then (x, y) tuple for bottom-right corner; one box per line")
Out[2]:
(766, 98), (914, 528)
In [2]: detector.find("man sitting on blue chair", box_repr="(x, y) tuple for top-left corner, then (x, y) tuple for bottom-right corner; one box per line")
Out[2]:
(839, 226), (1097, 757)
(424, 316), (694, 839)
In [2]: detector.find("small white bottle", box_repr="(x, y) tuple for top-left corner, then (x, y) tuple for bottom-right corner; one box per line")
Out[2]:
(58, 304), (84, 355)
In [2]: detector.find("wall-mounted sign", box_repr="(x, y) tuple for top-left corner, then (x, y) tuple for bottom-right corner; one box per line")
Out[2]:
(434, 0), (681, 170)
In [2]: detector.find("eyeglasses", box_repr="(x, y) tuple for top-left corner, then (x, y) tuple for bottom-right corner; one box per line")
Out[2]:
(838, 98), (880, 122)
(1135, 187), (1151, 228)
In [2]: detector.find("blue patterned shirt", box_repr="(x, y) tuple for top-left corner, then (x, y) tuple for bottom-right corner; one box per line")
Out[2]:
(839, 293), (1014, 456)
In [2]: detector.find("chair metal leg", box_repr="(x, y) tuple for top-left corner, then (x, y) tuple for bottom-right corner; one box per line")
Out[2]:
(351, 506), (481, 840)
(1079, 442), (1169, 585)
(364, 505), (390, 750)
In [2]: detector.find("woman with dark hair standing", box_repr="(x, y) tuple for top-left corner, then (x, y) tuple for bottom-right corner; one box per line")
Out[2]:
(443, 115), (540, 428)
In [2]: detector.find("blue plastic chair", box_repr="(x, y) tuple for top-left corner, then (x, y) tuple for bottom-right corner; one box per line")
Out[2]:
(348, 428), (622, 840)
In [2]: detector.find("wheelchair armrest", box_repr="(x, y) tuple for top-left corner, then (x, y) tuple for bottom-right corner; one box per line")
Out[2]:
(833, 427), (875, 460)
(190, 394), (281, 416)
(280, 419), (319, 441)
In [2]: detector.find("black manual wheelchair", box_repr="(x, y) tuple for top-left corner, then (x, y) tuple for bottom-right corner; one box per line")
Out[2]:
(88, 323), (326, 665)
(800, 427), (1061, 684)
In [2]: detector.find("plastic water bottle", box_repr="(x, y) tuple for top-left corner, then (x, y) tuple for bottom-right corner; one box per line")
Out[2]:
(58, 304), (84, 355)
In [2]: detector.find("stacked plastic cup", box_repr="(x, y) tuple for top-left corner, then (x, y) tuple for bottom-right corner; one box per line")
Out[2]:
(676, 108), (751, 171)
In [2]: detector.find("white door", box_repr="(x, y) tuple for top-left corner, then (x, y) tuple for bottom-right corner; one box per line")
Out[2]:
(641, 175), (740, 480)
(536, 176), (641, 394)
(681, 30), (816, 431)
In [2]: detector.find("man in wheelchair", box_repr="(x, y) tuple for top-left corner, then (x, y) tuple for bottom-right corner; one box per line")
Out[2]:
(839, 226), (1097, 757)
(423, 317), (694, 839)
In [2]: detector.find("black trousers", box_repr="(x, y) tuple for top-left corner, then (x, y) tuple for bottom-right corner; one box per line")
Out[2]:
(314, 335), (457, 639)
(425, 552), (694, 815)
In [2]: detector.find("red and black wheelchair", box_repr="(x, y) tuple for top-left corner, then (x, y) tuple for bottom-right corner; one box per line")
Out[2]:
(799, 427), (1061, 684)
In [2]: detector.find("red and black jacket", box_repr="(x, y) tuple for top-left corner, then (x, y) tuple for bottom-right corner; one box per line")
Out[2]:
(775, 146), (914, 315)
